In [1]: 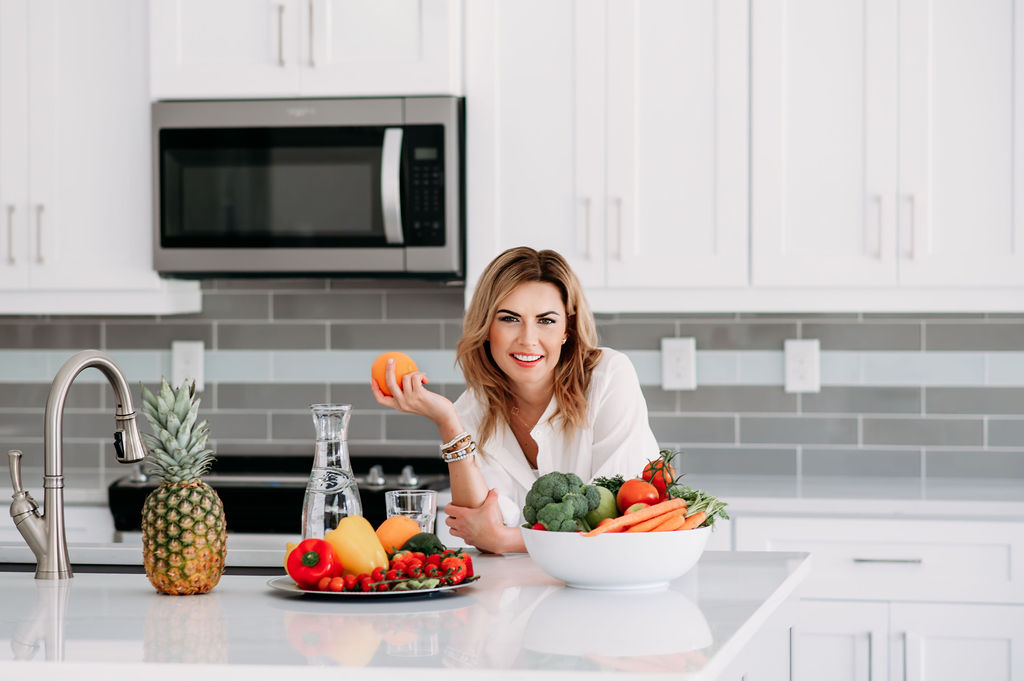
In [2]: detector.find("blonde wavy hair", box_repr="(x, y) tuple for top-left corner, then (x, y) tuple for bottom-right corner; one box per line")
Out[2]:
(455, 247), (602, 449)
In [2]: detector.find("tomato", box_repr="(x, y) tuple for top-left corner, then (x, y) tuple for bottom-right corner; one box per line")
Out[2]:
(616, 479), (660, 513)
(642, 451), (678, 500)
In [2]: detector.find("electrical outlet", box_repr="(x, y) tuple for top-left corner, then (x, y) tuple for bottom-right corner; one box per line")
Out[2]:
(784, 339), (820, 393)
(171, 340), (205, 391)
(661, 337), (697, 390)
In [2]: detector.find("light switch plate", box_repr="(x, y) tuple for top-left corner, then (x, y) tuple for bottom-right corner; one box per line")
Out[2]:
(784, 339), (820, 393)
(661, 337), (697, 390)
(171, 340), (205, 391)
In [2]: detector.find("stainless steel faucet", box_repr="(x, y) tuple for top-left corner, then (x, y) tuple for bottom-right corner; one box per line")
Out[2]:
(8, 350), (147, 580)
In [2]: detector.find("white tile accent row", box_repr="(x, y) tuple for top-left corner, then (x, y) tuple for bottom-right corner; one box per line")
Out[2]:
(1, 349), (1024, 387)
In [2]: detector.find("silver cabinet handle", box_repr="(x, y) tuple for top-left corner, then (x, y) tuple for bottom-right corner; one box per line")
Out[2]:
(380, 128), (404, 245)
(277, 4), (286, 67)
(5, 205), (13, 265)
(852, 557), (923, 564)
(901, 193), (917, 259)
(308, 0), (315, 67)
(34, 204), (44, 264)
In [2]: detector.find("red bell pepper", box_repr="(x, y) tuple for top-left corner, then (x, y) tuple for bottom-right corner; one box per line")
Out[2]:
(286, 538), (339, 590)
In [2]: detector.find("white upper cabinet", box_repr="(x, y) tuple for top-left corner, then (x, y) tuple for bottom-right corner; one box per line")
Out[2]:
(464, 0), (748, 303)
(752, 0), (1024, 289)
(0, 0), (198, 314)
(150, 0), (462, 99)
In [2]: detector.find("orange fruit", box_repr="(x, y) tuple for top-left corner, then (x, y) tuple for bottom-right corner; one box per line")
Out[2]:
(375, 515), (421, 553)
(371, 351), (418, 397)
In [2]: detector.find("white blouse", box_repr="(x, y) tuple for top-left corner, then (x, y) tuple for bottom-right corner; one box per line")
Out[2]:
(453, 347), (660, 526)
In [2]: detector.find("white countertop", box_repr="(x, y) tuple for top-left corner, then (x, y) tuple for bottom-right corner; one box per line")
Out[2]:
(0, 550), (810, 681)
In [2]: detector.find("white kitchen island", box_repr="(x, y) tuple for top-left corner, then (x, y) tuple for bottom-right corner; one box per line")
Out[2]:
(0, 550), (809, 681)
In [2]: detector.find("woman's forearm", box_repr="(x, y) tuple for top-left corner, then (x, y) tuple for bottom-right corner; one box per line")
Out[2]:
(434, 415), (489, 508)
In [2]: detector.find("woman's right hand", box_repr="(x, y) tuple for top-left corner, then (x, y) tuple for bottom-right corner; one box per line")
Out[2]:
(370, 359), (459, 430)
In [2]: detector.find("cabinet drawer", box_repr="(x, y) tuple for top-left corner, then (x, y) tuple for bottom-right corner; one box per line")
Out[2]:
(735, 516), (1024, 603)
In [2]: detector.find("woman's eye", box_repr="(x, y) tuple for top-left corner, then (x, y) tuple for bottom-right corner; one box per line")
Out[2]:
(538, 318), (555, 325)
(499, 315), (519, 323)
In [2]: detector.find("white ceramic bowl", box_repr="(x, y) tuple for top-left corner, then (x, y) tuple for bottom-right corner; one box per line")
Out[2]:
(520, 525), (711, 590)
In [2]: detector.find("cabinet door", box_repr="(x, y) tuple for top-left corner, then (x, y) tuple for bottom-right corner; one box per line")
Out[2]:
(793, 600), (887, 681)
(302, 0), (460, 96)
(890, 602), (1024, 681)
(897, 0), (1024, 286)
(605, 0), (748, 288)
(30, 0), (164, 290)
(467, 0), (606, 290)
(751, 0), (900, 287)
(0, 0), (29, 289)
(150, 0), (303, 98)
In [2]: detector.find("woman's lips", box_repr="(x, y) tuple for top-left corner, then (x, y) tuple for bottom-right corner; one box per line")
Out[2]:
(511, 353), (543, 367)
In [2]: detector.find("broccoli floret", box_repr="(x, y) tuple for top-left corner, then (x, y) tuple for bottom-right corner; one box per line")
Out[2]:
(536, 501), (582, 532)
(581, 484), (600, 512)
(523, 472), (604, 531)
(561, 492), (589, 517)
(525, 472), (571, 511)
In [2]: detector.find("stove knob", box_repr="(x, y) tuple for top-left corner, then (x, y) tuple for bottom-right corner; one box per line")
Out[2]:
(398, 465), (419, 487)
(366, 464), (386, 487)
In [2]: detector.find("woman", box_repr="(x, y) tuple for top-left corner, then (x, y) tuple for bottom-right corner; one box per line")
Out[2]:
(371, 247), (659, 553)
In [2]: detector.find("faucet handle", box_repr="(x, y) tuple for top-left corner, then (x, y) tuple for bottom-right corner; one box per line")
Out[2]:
(8, 449), (26, 494)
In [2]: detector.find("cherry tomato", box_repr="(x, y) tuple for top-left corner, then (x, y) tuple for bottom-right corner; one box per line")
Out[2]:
(642, 453), (677, 500)
(616, 478), (660, 513)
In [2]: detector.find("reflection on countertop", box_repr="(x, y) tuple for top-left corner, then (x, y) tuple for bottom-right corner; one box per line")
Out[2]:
(0, 550), (810, 679)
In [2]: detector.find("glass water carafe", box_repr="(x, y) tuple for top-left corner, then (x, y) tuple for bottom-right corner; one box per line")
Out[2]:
(302, 404), (362, 539)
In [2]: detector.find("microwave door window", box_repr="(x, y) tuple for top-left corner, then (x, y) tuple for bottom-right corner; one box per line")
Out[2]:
(160, 127), (388, 247)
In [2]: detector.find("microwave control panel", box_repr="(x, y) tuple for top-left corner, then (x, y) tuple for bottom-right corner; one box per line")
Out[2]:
(404, 125), (446, 247)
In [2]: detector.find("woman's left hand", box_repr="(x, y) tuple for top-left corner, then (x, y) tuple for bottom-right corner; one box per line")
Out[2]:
(444, 489), (523, 555)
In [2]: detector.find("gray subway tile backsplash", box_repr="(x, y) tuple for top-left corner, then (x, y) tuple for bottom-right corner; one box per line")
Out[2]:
(802, 387), (922, 414)
(802, 322), (921, 350)
(0, 283), (1021, 497)
(925, 322), (1024, 351)
(329, 322), (442, 350)
(106, 322), (212, 350)
(0, 322), (101, 349)
(678, 386), (797, 413)
(926, 449), (1024, 479)
(925, 387), (1024, 415)
(989, 419), (1024, 447)
(802, 448), (922, 477)
(740, 416), (858, 445)
(862, 417), (984, 447)
(218, 322), (326, 350)
(273, 292), (383, 320)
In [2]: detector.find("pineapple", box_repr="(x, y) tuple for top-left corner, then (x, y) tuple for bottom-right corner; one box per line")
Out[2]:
(139, 378), (226, 595)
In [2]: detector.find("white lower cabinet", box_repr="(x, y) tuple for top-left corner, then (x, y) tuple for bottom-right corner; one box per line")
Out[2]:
(735, 514), (1024, 681)
(889, 602), (1024, 681)
(794, 600), (887, 681)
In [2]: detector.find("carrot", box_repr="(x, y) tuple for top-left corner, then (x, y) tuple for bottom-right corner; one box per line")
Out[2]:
(625, 507), (686, 532)
(679, 510), (707, 530)
(582, 498), (686, 536)
(652, 515), (687, 532)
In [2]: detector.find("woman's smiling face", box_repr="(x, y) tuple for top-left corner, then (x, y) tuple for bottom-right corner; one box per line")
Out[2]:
(487, 281), (568, 392)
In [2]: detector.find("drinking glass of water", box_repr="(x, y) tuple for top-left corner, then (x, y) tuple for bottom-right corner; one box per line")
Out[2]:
(385, 489), (438, 533)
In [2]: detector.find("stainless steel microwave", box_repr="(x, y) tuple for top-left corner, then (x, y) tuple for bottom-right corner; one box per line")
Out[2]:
(152, 97), (463, 278)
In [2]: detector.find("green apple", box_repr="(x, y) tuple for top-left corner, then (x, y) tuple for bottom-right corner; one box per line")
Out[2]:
(585, 486), (618, 528)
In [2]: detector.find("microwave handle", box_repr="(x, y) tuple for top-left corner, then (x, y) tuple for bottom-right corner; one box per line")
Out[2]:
(381, 128), (404, 245)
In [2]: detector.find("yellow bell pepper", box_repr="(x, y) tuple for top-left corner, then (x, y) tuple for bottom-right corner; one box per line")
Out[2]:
(324, 516), (388, 577)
